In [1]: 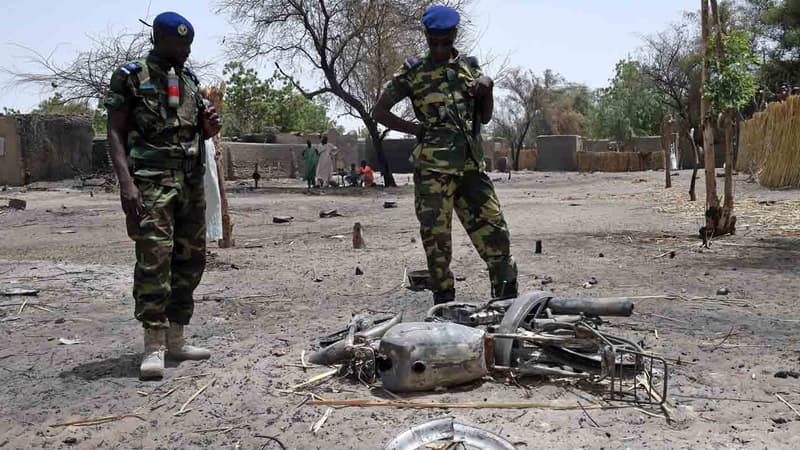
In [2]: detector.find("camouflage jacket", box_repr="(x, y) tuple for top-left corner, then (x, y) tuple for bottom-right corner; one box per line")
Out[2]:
(104, 52), (203, 163)
(383, 51), (485, 174)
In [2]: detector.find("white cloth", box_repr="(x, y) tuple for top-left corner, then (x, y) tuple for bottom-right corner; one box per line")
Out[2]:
(669, 144), (679, 171)
(203, 139), (223, 241)
(315, 143), (338, 183)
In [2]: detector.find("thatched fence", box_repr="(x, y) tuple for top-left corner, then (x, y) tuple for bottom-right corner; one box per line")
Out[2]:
(577, 151), (664, 173)
(738, 95), (800, 188)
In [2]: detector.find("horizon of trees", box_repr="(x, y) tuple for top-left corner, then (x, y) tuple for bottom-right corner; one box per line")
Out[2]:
(3, 0), (798, 145)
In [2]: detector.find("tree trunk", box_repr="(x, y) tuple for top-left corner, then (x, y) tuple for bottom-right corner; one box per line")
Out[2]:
(512, 121), (531, 172)
(321, 71), (397, 187)
(364, 117), (396, 187)
(688, 129), (700, 202)
(700, 0), (720, 244)
(719, 111), (736, 234)
(732, 115), (740, 169)
(698, 0), (735, 239)
(701, 120), (721, 241)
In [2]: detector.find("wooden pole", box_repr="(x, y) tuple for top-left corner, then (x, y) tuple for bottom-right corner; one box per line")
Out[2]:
(688, 129), (700, 201)
(204, 83), (235, 248)
(217, 141), (235, 248)
(662, 114), (674, 188)
(308, 399), (613, 411)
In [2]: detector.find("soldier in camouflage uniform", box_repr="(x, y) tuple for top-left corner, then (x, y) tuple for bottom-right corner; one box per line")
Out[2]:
(374, 5), (518, 304)
(105, 12), (221, 380)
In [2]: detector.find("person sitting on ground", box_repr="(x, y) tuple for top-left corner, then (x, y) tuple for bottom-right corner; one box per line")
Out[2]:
(357, 160), (375, 187)
(346, 163), (360, 187)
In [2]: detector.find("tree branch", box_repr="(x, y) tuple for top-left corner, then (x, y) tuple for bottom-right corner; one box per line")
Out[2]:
(274, 62), (330, 99)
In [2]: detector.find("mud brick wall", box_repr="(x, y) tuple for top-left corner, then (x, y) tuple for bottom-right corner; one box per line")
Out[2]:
(222, 143), (305, 180)
(16, 115), (94, 181)
(92, 138), (112, 172)
(364, 137), (511, 174)
(535, 135), (581, 171)
(619, 136), (662, 153)
(224, 135), (361, 180)
(0, 116), (24, 185)
(270, 129), (360, 172)
(578, 151), (665, 172)
(365, 138), (415, 174)
(583, 139), (612, 153)
(0, 115), (93, 185)
(517, 149), (538, 170)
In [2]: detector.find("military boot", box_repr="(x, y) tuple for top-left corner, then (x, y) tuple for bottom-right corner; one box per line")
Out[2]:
(166, 323), (211, 361)
(492, 280), (519, 301)
(140, 328), (166, 381)
(488, 257), (519, 300)
(433, 288), (456, 305)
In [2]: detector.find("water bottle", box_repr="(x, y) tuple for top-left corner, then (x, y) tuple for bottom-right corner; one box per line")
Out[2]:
(167, 68), (180, 108)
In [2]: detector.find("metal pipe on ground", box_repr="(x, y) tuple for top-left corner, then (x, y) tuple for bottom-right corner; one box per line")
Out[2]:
(547, 297), (634, 317)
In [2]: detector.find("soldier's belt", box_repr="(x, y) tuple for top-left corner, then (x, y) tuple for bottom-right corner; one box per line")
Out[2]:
(132, 157), (201, 172)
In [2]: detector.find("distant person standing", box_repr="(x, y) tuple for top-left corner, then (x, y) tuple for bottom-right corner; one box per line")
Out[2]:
(315, 135), (338, 187)
(302, 140), (319, 189)
(105, 12), (220, 380)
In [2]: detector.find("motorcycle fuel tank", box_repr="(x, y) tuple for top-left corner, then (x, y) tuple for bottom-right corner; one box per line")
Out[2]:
(378, 322), (490, 392)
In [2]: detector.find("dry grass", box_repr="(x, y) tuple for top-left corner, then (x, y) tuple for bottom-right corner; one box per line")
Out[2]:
(739, 95), (800, 188)
(517, 148), (538, 170)
(578, 152), (664, 173)
(658, 189), (800, 235)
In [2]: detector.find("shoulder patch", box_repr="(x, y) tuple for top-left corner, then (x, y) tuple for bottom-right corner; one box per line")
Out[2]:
(122, 61), (142, 74)
(403, 56), (423, 71)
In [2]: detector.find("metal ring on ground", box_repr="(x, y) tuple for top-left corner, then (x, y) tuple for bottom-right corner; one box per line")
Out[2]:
(494, 291), (553, 366)
(384, 417), (517, 450)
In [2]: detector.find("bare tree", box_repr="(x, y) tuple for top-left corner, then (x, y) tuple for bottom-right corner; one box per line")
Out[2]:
(640, 20), (704, 201)
(492, 69), (586, 170)
(217, 0), (471, 187)
(338, 2), (426, 132)
(640, 22), (702, 132)
(492, 68), (538, 171)
(3, 29), (214, 106)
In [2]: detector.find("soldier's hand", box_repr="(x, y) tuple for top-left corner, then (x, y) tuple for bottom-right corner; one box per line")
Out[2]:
(469, 76), (494, 100)
(202, 105), (222, 138)
(120, 182), (143, 222)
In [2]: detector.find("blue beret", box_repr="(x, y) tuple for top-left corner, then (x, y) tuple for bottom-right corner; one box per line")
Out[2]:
(422, 5), (460, 32)
(153, 12), (194, 39)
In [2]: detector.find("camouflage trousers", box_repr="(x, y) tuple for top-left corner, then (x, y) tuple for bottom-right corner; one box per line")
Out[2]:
(127, 168), (206, 329)
(414, 169), (518, 298)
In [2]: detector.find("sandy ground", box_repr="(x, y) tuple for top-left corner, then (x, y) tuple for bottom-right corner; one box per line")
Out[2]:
(1, 169), (799, 450)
